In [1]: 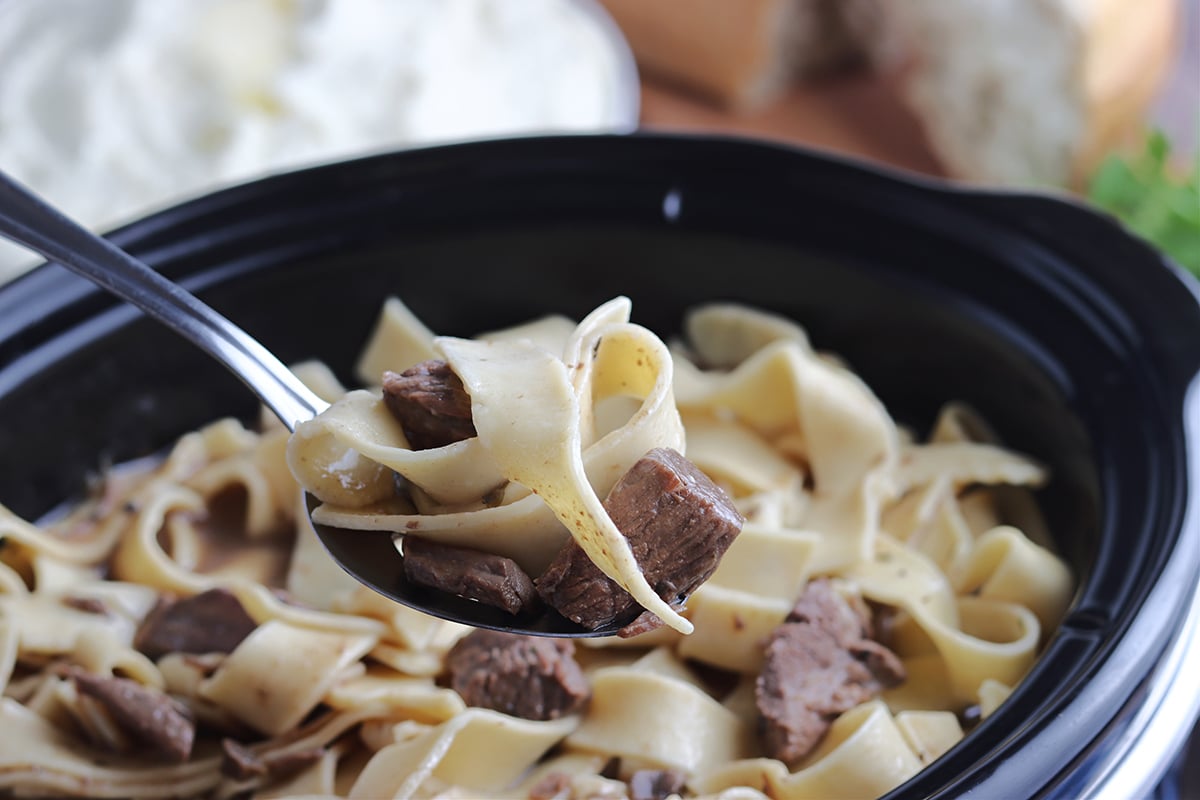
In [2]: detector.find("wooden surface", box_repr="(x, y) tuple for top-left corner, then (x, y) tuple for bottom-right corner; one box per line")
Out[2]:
(639, 72), (946, 179)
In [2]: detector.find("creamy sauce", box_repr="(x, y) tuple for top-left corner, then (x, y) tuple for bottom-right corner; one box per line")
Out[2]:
(189, 487), (293, 588)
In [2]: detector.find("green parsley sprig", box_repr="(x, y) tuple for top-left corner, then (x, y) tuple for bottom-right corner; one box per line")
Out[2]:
(1087, 130), (1200, 277)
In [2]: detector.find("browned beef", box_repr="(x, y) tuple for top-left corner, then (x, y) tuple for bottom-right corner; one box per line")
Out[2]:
(788, 580), (905, 686)
(220, 738), (267, 780)
(536, 447), (743, 631)
(755, 580), (906, 766)
(402, 536), (537, 615)
(262, 747), (326, 776)
(787, 578), (873, 641)
(629, 769), (687, 800)
(445, 630), (589, 721)
(615, 610), (664, 639)
(72, 671), (195, 763)
(220, 740), (324, 783)
(133, 588), (258, 660)
(382, 360), (477, 450)
(616, 601), (687, 638)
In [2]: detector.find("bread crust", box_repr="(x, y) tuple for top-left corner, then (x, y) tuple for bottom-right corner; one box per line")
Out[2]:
(885, 0), (1178, 185)
(1076, 0), (1178, 182)
(601, 0), (877, 109)
(602, 0), (1178, 185)
(599, 0), (796, 109)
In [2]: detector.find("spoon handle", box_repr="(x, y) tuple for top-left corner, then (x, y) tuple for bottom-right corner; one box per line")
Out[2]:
(0, 170), (328, 430)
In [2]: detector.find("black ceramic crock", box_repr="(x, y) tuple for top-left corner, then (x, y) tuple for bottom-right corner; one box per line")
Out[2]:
(1, 134), (1197, 799)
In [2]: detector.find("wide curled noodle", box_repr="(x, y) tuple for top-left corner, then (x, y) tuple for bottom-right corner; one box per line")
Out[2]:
(436, 331), (688, 632)
(348, 710), (579, 799)
(291, 297), (691, 631)
(565, 648), (755, 771)
(0, 298), (1075, 799)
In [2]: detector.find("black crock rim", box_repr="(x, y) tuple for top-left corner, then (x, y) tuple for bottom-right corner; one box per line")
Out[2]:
(1, 131), (1198, 798)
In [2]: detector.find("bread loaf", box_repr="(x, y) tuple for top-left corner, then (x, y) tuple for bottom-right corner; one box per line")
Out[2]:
(601, 0), (1178, 186)
(599, 0), (879, 109)
(880, 0), (1178, 186)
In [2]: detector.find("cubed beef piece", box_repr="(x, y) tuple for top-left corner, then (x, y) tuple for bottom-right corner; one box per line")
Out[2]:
(72, 670), (196, 763)
(615, 603), (684, 639)
(445, 629), (589, 721)
(786, 578), (874, 642)
(755, 580), (906, 766)
(263, 747), (326, 777)
(382, 360), (476, 450)
(133, 588), (258, 660)
(220, 738), (267, 780)
(537, 447), (743, 631)
(403, 536), (537, 615)
(220, 740), (325, 782)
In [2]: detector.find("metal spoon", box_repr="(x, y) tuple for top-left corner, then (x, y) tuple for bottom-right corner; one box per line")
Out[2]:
(0, 168), (622, 637)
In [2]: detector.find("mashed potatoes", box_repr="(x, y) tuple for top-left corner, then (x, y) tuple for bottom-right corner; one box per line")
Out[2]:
(0, 0), (635, 282)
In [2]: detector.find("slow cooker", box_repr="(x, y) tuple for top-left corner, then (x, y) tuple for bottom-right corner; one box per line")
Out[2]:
(0, 134), (1196, 798)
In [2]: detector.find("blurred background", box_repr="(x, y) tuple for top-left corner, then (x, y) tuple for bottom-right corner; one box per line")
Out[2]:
(0, 0), (1195, 284)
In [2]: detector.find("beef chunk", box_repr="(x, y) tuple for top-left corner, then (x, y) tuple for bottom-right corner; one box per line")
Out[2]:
(537, 447), (743, 631)
(134, 588), (258, 660)
(72, 671), (195, 763)
(220, 740), (324, 782)
(220, 738), (267, 780)
(382, 360), (476, 450)
(755, 580), (906, 766)
(786, 579), (873, 640)
(629, 769), (687, 800)
(615, 601), (686, 639)
(787, 581), (904, 685)
(445, 630), (589, 721)
(616, 610), (662, 639)
(403, 536), (537, 615)
(263, 747), (325, 776)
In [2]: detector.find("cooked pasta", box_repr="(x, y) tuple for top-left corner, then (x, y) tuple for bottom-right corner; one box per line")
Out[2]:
(0, 297), (1073, 799)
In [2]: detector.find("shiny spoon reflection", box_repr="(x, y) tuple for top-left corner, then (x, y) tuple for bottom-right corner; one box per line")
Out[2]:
(0, 168), (621, 637)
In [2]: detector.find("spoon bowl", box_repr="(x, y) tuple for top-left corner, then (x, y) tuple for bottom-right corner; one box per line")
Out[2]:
(308, 498), (624, 636)
(0, 168), (613, 637)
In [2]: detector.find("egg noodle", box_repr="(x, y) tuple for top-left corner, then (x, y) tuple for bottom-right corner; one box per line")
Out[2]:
(0, 297), (1073, 799)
